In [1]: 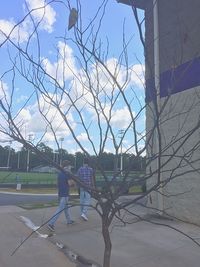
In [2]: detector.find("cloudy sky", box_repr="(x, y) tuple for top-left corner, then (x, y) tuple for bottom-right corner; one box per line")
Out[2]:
(0, 0), (145, 155)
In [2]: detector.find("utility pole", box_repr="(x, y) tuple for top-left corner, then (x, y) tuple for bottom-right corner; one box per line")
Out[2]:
(17, 150), (20, 169)
(118, 129), (125, 176)
(53, 151), (59, 164)
(27, 134), (33, 172)
(6, 140), (12, 168)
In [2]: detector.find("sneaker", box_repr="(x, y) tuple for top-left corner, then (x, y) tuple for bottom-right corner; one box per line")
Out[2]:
(47, 224), (55, 231)
(67, 220), (75, 225)
(81, 213), (88, 221)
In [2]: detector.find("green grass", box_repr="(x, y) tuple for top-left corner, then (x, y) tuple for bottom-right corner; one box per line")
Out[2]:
(0, 171), (56, 184)
(128, 185), (143, 193)
(0, 170), (145, 193)
(95, 171), (144, 180)
(0, 170), (144, 184)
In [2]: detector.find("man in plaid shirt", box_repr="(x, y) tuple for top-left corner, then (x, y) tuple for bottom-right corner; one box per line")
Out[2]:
(77, 158), (95, 221)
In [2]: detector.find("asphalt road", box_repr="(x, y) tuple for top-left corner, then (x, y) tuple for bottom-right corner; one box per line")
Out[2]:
(0, 192), (58, 206)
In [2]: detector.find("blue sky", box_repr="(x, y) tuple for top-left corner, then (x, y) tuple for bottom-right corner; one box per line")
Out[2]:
(0, 0), (145, 155)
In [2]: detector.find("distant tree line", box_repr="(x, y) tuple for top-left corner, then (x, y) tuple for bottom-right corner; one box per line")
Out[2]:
(0, 142), (145, 172)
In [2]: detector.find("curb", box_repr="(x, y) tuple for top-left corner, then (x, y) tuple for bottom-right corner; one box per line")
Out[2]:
(49, 235), (101, 267)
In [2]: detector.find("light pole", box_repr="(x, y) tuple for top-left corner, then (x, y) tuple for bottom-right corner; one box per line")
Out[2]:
(17, 150), (20, 169)
(120, 141), (123, 174)
(27, 149), (30, 172)
(53, 151), (59, 164)
(118, 130), (125, 176)
(27, 134), (33, 172)
(74, 153), (77, 171)
(6, 140), (12, 168)
(74, 144), (78, 171)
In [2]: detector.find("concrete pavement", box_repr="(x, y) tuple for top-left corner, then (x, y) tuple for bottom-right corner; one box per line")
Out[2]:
(1, 198), (200, 267)
(0, 206), (75, 267)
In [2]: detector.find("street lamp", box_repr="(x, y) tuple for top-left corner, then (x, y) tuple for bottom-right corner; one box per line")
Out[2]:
(118, 129), (125, 175)
(74, 143), (78, 171)
(6, 140), (12, 168)
(74, 153), (77, 171)
(17, 150), (20, 169)
(27, 134), (34, 172)
(53, 151), (59, 164)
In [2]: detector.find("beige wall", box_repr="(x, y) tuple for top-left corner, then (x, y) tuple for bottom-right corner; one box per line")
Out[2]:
(145, 0), (200, 224)
(146, 87), (200, 224)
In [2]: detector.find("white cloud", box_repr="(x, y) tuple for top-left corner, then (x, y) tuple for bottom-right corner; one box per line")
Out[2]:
(42, 41), (77, 85)
(111, 106), (135, 129)
(16, 95), (29, 104)
(0, 40), (144, 151)
(0, 81), (9, 100)
(89, 58), (145, 94)
(0, 0), (56, 45)
(96, 105), (135, 130)
(14, 93), (77, 143)
(89, 58), (125, 96)
(0, 19), (29, 44)
(25, 0), (56, 33)
(105, 58), (126, 85)
(130, 64), (145, 88)
(19, 108), (32, 123)
(77, 133), (88, 142)
(41, 44), (145, 121)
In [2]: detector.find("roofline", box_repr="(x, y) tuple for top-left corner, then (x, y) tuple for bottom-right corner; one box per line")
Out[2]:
(116, 0), (146, 10)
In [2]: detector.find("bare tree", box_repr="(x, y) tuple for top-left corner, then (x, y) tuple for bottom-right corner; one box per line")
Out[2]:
(0, 1), (200, 267)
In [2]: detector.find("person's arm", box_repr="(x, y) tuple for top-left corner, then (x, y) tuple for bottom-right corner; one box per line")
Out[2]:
(67, 174), (75, 187)
(68, 179), (75, 187)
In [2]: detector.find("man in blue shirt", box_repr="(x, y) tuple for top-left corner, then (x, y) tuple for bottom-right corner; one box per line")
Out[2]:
(77, 158), (95, 221)
(48, 160), (74, 231)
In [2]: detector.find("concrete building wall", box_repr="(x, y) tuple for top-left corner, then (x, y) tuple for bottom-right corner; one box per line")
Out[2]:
(145, 0), (200, 224)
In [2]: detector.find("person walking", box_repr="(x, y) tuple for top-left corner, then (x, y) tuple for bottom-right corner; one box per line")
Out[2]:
(48, 160), (75, 231)
(77, 158), (95, 221)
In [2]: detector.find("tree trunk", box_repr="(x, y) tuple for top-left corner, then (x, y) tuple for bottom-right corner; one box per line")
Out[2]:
(102, 220), (112, 267)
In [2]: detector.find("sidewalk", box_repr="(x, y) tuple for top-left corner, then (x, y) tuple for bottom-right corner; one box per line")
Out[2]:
(2, 197), (200, 267)
(0, 206), (76, 267)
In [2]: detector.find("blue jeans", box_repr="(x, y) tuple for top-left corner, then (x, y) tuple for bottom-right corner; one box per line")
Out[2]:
(49, 196), (72, 225)
(80, 188), (91, 215)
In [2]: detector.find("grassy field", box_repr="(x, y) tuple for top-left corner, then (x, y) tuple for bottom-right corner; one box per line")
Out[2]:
(0, 170), (144, 184)
(0, 187), (57, 194)
(0, 170), (145, 193)
(0, 171), (56, 184)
